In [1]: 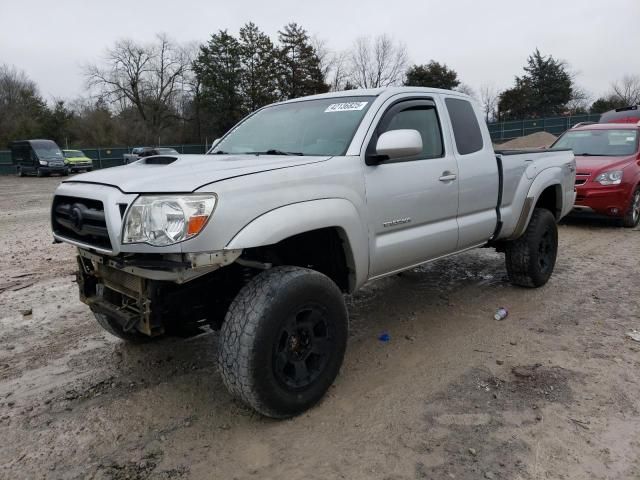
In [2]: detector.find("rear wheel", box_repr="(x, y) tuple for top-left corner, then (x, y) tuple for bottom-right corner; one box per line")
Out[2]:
(218, 266), (348, 418)
(92, 311), (157, 344)
(622, 188), (640, 228)
(505, 208), (558, 288)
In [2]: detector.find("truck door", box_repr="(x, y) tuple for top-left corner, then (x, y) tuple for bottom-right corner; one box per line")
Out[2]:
(364, 97), (460, 278)
(443, 97), (499, 249)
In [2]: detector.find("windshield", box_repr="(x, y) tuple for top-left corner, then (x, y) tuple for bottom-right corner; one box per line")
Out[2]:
(212, 96), (375, 157)
(63, 150), (84, 158)
(552, 129), (638, 156)
(32, 140), (63, 159)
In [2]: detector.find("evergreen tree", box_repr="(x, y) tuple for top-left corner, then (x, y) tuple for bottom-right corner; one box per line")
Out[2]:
(590, 96), (626, 114)
(277, 23), (328, 100)
(498, 49), (573, 120)
(238, 22), (279, 111)
(41, 100), (74, 146)
(404, 61), (460, 90)
(194, 30), (244, 136)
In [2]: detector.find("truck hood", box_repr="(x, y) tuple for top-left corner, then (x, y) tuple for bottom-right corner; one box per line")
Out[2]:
(61, 154), (330, 193)
(575, 154), (636, 174)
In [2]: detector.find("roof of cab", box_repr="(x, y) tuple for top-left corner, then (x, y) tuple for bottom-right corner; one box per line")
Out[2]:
(572, 122), (640, 131)
(277, 86), (472, 105)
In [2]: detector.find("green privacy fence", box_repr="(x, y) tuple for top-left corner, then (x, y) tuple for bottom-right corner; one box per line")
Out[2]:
(0, 114), (606, 174)
(0, 144), (209, 174)
(487, 113), (601, 142)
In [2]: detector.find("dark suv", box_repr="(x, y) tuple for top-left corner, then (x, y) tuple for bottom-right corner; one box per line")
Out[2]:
(10, 139), (69, 177)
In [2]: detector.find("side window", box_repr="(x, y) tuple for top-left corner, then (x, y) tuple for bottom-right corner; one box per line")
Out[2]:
(369, 101), (444, 160)
(445, 97), (484, 155)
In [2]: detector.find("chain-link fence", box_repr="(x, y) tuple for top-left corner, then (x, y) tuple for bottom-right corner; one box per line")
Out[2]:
(0, 114), (606, 174)
(487, 113), (601, 143)
(0, 144), (208, 174)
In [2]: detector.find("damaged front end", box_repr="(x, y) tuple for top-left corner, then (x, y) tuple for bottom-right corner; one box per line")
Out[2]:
(76, 248), (242, 337)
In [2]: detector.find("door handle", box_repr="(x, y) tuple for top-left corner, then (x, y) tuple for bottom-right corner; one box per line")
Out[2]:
(439, 172), (457, 182)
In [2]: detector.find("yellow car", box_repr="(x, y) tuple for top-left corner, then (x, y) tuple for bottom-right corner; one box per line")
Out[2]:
(62, 149), (93, 173)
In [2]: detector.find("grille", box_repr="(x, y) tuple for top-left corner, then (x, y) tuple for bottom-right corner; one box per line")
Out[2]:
(52, 195), (112, 250)
(97, 263), (143, 298)
(575, 173), (590, 186)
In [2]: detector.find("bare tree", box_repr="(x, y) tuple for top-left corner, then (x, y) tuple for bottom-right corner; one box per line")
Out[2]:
(311, 36), (332, 82)
(611, 75), (640, 106)
(479, 84), (499, 122)
(0, 65), (48, 146)
(566, 85), (591, 114)
(329, 51), (351, 91)
(347, 34), (408, 88)
(85, 34), (193, 140)
(455, 83), (476, 99)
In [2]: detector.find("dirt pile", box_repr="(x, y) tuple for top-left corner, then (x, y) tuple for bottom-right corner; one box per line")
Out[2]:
(498, 131), (558, 150)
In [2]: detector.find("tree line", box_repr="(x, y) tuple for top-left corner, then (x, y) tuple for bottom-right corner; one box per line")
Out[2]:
(2, 22), (640, 149)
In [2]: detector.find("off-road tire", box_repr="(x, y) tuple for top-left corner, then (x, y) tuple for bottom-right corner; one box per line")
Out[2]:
(505, 208), (558, 288)
(218, 266), (348, 418)
(622, 188), (640, 228)
(92, 311), (155, 344)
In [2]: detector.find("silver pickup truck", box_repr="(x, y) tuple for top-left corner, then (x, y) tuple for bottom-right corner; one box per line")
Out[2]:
(51, 87), (576, 418)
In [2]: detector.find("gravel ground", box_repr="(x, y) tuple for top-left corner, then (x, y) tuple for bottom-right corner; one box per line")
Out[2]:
(0, 175), (639, 480)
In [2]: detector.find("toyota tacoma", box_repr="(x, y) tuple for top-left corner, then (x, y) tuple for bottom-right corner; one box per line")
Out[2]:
(51, 87), (576, 418)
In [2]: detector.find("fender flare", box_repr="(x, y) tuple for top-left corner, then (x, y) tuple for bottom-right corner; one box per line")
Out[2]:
(511, 167), (564, 239)
(226, 198), (369, 291)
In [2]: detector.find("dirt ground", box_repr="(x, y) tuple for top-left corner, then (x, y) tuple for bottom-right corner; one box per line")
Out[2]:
(1, 175), (639, 480)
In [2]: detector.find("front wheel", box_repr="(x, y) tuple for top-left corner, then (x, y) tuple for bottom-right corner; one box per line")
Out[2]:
(218, 266), (348, 418)
(16, 167), (24, 177)
(505, 208), (558, 288)
(622, 188), (640, 228)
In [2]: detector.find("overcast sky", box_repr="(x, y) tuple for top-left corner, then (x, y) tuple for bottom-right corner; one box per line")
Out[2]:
(2, 0), (639, 103)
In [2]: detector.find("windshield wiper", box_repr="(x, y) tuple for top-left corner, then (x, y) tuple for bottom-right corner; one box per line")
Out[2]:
(254, 149), (304, 156)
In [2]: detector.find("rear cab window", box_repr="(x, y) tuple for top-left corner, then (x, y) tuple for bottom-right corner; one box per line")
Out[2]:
(445, 98), (484, 155)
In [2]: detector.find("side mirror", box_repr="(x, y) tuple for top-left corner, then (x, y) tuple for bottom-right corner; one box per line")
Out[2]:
(369, 129), (423, 164)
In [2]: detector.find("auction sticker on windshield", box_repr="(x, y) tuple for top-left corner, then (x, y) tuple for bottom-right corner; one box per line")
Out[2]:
(324, 102), (368, 113)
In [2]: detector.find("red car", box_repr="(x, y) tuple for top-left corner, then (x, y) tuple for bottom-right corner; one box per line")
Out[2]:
(552, 121), (640, 227)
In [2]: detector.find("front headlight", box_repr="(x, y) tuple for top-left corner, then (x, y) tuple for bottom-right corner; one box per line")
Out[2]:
(39, 160), (48, 166)
(122, 194), (217, 246)
(595, 170), (623, 185)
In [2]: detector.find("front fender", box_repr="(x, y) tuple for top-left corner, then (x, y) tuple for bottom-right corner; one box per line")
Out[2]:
(226, 198), (369, 290)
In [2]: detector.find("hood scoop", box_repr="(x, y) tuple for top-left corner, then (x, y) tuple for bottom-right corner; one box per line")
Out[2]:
(141, 156), (178, 165)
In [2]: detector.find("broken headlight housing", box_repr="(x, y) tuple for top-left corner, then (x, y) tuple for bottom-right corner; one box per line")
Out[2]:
(122, 194), (217, 246)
